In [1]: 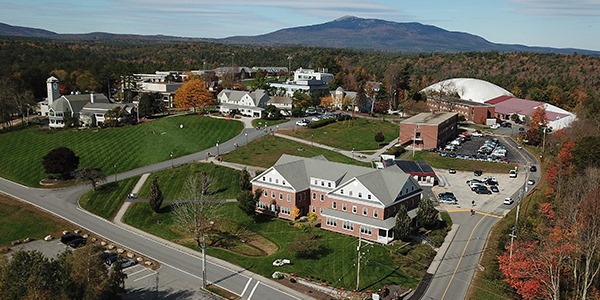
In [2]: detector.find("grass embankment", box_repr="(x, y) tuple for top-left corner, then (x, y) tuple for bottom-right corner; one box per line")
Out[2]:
(79, 177), (140, 219)
(0, 115), (243, 187)
(251, 118), (289, 128)
(283, 118), (399, 151)
(408, 151), (517, 173)
(0, 194), (72, 246)
(467, 173), (547, 299)
(125, 202), (433, 290)
(222, 135), (371, 168)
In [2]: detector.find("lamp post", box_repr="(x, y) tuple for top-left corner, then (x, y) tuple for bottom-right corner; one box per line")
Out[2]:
(352, 148), (355, 160)
(169, 151), (174, 168)
(114, 164), (117, 182)
(311, 134), (314, 146)
(244, 132), (248, 145)
(216, 141), (220, 156)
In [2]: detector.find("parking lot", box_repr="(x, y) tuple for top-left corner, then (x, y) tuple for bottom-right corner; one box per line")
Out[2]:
(433, 167), (527, 216)
(439, 134), (528, 165)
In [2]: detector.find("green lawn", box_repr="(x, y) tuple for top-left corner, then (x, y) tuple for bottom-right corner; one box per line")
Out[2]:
(0, 194), (72, 246)
(79, 177), (140, 219)
(124, 202), (431, 291)
(136, 163), (241, 201)
(0, 115), (243, 187)
(408, 151), (517, 173)
(222, 135), (371, 168)
(283, 118), (399, 151)
(251, 118), (289, 128)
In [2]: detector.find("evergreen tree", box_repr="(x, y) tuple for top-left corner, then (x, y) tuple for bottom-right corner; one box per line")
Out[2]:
(239, 168), (252, 191)
(149, 178), (164, 213)
(417, 198), (439, 229)
(394, 205), (411, 241)
(238, 189), (262, 217)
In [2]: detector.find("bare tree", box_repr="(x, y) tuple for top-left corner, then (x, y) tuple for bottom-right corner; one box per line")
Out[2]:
(76, 168), (106, 191)
(172, 172), (220, 248)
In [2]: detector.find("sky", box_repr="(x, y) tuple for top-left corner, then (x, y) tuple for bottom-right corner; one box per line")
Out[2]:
(1, 0), (599, 51)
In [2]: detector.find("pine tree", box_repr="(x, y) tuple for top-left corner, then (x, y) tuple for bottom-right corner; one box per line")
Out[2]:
(394, 205), (412, 241)
(149, 178), (163, 213)
(239, 168), (252, 191)
(417, 198), (439, 229)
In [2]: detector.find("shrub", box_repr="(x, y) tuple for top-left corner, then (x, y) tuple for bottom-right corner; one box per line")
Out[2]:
(308, 118), (336, 128)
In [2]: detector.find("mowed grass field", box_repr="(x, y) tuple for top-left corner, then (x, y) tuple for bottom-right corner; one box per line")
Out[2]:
(135, 163), (241, 201)
(282, 118), (400, 151)
(124, 202), (430, 291)
(79, 177), (140, 219)
(0, 115), (243, 187)
(0, 194), (72, 246)
(222, 135), (371, 168)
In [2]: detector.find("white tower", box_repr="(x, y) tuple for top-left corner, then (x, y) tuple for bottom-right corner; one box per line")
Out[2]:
(46, 76), (60, 106)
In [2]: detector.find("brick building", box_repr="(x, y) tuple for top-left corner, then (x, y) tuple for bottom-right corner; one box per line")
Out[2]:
(251, 155), (422, 244)
(399, 112), (458, 150)
(426, 96), (495, 124)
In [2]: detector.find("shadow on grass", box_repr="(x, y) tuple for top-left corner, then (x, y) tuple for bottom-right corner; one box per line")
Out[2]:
(97, 181), (119, 191)
(362, 267), (404, 291)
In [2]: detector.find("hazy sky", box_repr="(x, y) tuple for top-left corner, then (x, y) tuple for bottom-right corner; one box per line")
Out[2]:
(1, 0), (599, 51)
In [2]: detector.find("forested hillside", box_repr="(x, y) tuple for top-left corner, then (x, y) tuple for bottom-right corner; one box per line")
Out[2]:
(1, 38), (598, 112)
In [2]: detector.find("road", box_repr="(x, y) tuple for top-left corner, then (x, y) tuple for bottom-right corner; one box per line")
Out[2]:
(0, 117), (312, 300)
(421, 134), (540, 300)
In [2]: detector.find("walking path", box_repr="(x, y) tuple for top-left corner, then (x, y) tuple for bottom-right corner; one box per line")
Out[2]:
(274, 132), (399, 163)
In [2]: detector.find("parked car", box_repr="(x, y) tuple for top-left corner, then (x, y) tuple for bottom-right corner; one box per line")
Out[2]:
(68, 237), (87, 248)
(474, 170), (483, 176)
(60, 233), (84, 245)
(472, 131), (483, 137)
(473, 186), (492, 194)
(490, 123), (501, 129)
(490, 185), (499, 193)
(449, 168), (456, 174)
(527, 179), (536, 185)
(530, 165), (537, 172)
(101, 252), (118, 266)
(503, 197), (514, 205)
(295, 119), (310, 126)
(509, 170), (517, 178)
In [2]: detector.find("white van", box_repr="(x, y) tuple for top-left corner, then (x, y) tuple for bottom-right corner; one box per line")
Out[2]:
(509, 170), (517, 178)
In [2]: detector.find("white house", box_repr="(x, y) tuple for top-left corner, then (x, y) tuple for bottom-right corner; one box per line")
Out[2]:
(216, 89), (269, 117)
(269, 68), (333, 97)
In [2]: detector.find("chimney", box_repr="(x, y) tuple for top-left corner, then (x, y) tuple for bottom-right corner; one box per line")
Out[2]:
(90, 93), (95, 103)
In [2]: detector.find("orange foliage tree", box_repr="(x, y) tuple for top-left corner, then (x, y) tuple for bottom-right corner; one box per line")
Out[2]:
(545, 140), (575, 196)
(173, 79), (214, 112)
(319, 95), (335, 110)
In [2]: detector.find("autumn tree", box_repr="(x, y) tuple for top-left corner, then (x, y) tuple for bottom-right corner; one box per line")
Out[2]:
(574, 184), (600, 300)
(149, 177), (164, 213)
(522, 106), (548, 146)
(292, 90), (312, 110)
(394, 205), (411, 241)
(173, 79), (214, 112)
(290, 207), (300, 220)
(76, 168), (106, 191)
(319, 95), (335, 110)
(572, 136), (600, 170)
(42, 147), (80, 180)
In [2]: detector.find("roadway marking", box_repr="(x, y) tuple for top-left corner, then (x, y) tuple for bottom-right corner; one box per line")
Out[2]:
(446, 209), (503, 219)
(134, 271), (157, 282)
(440, 215), (486, 300)
(241, 278), (252, 297)
(247, 281), (260, 299)
(128, 267), (149, 277)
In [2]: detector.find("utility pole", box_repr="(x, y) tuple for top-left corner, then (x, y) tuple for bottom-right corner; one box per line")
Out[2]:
(509, 204), (520, 260)
(201, 235), (207, 289)
(412, 126), (417, 157)
(356, 232), (362, 291)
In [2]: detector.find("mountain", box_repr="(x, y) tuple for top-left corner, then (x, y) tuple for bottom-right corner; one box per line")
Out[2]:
(0, 17), (597, 55)
(217, 16), (597, 55)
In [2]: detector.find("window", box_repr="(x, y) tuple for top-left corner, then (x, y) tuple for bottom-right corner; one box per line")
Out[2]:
(342, 203), (347, 211)
(328, 182), (331, 188)
(352, 206), (357, 214)
(321, 181), (324, 186)
(282, 181), (286, 185)
(342, 221), (354, 231)
(312, 192), (316, 200)
(269, 177), (272, 182)
(262, 176), (266, 181)
(332, 201), (337, 209)
(340, 189), (344, 194)
(326, 218), (337, 227)
(314, 180), (318, 185)
(362, 208), (368, 216)
(360, 225), (372, 235)
(275, 179), (279, 184)
(287, 194), (291, 202)
(271, 191), (275, 199)
(373, 210), (379, 218)
(312, 206), (316, 213)
(280, 207), (291, 215)
(263, 190), (268, 197)
(320, 208), (323, 214)
(320, 195), (324, 202)
(367, 194), (372, 200)
(279, 193), (283, 200)
(358, 192), (362, 198)
(349, 191), (353, 196)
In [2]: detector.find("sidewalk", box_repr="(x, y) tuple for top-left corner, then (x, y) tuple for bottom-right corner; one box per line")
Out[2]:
(274, 132), (398, 163)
